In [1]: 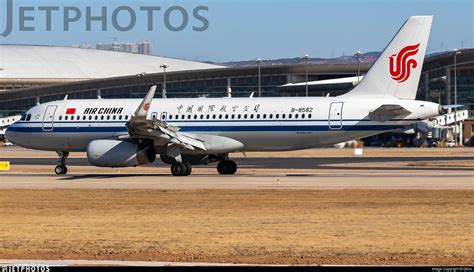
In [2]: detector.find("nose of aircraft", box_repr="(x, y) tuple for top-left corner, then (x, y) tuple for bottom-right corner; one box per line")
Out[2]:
(5, 124), (21, 146)
(5, 125), (14, 142)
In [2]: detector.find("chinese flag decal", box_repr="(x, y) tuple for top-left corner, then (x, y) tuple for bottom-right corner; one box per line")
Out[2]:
(66, 108), (76, 115)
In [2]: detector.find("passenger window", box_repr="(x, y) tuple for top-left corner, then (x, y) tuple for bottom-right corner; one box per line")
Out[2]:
(225, 114), (229, 119)
(58, 116), (62, 121)
(282, 114), (286, 119)
(188, 115), (191, 119)
(194, 115), (198, 120)
(295, 114), (299, 119)
(200, 115), (204, 119)
(89, 116), (92, 120)
(206, 115), (210, 119)
(65, 116), (69, 121)
(231, 114), (235, 119)
(308, 114), (312, 119)
(101, 116), (104, 120)
(125, 115), (129, 120)
(219, 115), (222, 119)
(250, 114), (254, 119)
(289, 114), (292, 119)
(213, 115), (216, 119)
(238, 114), (241, 119)
(95, 116), (98, 120)
(257, 114), (260, 119)
(302, 114), (305, 118)
(83, 116), (86, 120)
(276, 114), (280, 119)
(244, 114), (248, 119)
(113, 116), (116, 120)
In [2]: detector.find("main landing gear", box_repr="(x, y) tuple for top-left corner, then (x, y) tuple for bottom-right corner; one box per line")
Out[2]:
(217, 160), (238, 175)
(171, 161), (192, 177)
(169, 158), (238, 176)
(55, 151), (69, 175)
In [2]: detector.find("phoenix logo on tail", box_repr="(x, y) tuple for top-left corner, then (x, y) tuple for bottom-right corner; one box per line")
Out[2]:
(389, 43), (420, 83)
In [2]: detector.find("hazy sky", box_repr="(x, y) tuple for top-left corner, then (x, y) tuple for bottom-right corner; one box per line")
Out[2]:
(1, 0), (473, 62)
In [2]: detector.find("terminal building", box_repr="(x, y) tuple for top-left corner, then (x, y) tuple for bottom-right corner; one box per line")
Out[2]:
(1, 45), (473, 144)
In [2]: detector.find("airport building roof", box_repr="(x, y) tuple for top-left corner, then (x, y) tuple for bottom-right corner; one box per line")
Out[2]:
(0, 45), (223, 80)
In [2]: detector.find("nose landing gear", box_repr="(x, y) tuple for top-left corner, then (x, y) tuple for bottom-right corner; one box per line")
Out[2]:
(55, 151), (69, 175)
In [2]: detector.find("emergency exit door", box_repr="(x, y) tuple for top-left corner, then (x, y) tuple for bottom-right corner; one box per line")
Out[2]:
(329, 102), (343, 130)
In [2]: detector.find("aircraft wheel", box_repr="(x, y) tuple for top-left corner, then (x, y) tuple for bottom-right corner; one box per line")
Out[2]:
(217, 160), (237, 175)
(184, 162), (192, 176)
(171, 162), (188, 176)
(227, 160), (237, 175)
(55, 165), (67, 175)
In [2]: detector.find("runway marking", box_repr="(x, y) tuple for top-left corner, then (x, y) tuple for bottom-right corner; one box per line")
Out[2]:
(0, 161), (10, 171)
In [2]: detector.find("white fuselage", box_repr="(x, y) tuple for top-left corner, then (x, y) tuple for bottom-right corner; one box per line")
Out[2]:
(6, 96), (440, 153)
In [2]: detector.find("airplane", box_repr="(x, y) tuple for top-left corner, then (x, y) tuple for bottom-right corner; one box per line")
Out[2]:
(6, 16), (443, 176)
(1, 115), (21, 144)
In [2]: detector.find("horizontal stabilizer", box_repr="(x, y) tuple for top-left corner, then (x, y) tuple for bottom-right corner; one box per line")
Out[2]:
(369, 104), (412, 122)
(442, 104), (464, 110)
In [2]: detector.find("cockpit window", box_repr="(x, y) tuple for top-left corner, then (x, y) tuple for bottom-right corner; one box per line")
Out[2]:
(20, 114), (26, 121)
(26, 114), (32, 121)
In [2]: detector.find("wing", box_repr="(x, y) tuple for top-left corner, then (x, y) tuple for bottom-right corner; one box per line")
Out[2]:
(368, 104), (412, 122)
(125, 86), (207, 151)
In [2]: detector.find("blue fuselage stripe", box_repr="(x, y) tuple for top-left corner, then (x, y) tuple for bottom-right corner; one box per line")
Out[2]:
(7, 125), (405, 133)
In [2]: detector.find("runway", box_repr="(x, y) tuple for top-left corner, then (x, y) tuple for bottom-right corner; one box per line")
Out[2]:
(4, 155), (474, 171)
(1, 147), (474, 190)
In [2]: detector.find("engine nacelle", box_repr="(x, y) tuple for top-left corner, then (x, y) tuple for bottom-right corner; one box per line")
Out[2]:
(87, 140), (156, 168)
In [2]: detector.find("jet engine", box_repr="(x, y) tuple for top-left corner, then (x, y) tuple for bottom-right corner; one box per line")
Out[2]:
(87, 140), (156, 167)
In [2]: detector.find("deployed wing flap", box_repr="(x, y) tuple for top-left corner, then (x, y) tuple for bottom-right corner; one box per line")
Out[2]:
(369, 104), (412, 122)
(126, 85), (207, 151)
(153, 126), (207, 151)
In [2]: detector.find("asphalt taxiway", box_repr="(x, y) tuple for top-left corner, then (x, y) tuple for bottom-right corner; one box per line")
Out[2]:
(1, 147), (473, 190)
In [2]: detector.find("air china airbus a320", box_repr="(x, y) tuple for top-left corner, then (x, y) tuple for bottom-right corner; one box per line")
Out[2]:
(7, 16), (444, 176)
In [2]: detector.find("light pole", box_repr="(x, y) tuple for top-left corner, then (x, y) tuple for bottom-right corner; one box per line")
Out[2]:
(354, 51), (361, 84)
(256, 58), (262, 97)
(453, 49), (462, 146)
(303, 54), (310, 97)
(160, 64), (169, 98)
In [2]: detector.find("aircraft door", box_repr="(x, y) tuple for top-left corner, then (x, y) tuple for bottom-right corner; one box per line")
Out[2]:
(329, 102), (343, 130)
(42, 105), (57, 131)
